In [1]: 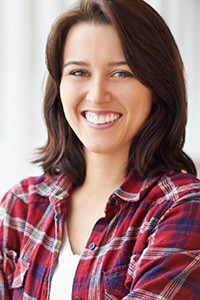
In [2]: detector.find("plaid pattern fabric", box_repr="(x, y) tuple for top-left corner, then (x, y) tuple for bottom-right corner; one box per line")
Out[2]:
(0, 171), (200, 299)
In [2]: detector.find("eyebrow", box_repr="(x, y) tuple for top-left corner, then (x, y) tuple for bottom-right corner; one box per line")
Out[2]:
(108, 61), (128, 67)
(63, 61), (89, 68)
(63, 60), (128, 68)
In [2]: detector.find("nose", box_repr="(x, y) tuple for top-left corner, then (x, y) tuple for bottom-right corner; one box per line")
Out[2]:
(86, 76), (111, 104)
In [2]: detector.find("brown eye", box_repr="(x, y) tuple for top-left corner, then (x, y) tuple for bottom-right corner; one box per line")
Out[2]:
(113, 71), (134, 78)
(70, 70), (89, 77)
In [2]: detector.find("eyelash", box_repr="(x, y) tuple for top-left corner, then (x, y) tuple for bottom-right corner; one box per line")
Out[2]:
(112, 71), (134, 78)
(69, 70), (89, 77)
(68, 70), (134, 78)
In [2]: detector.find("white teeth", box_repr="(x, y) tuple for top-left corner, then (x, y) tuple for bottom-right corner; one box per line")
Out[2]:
(110, 114), (115, 122)
(93, 115), (98, 124)
(105, 115), (110, 123)
(85, 112), (120, 125)
(99, 116), (105, 124)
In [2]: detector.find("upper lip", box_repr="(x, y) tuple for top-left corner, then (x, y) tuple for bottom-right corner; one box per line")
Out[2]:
(81, 110), (122, 116)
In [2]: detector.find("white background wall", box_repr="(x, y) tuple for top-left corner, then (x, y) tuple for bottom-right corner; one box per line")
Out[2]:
(0, 0), (200, 198)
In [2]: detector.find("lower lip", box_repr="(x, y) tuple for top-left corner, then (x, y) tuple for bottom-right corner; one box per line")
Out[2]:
(84, 117), (121, 130)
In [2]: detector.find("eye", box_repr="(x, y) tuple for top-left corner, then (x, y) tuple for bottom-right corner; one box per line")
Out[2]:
(112, 70), (134, 78)
(70, 70), (89, 77)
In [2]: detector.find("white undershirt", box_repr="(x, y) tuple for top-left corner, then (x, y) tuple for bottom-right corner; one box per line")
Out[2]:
(49, 231), (81, 300)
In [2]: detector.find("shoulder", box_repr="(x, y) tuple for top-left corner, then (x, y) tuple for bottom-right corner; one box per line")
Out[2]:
(0, 174), (72, 250)
(1, 174), (53, 206)
(146, 172), (200, 222)
(0, 174), (71, 219)
(123, 171), (200, 202)
(157, 172), (200, 201)
(0, 175), (51, 222)
(125, 171), (200, 211)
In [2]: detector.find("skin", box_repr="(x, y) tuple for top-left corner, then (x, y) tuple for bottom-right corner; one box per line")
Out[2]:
(60, 22), (152, 160)
(59, 22), (152, 254)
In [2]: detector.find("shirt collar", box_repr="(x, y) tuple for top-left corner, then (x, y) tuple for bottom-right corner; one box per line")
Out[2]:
(35, 171), (159, 204)
(114, 171), (160, 202)
(35, 174), (73, 204)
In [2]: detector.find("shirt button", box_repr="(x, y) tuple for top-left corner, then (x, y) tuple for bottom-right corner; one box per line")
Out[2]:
(110, 198), (116, 206)
(88, 242), (96, 250)
(54, 213), (61, 221)
(74, 297), (82, 300)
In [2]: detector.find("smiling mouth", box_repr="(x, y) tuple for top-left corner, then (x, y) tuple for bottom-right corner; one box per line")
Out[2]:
(83, 111), (122, 125)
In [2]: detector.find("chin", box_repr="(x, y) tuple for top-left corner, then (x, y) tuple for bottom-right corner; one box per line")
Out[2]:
(84, 144), (121, 155)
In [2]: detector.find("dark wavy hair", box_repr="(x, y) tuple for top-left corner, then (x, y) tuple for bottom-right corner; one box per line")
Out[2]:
(34, 0), (197, 185)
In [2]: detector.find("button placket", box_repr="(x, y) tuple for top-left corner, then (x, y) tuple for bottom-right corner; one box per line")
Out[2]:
(88, 242), (96, 250)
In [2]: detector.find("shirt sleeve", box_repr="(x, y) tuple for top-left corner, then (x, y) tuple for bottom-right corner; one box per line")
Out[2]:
(0, 191), (20, 300)
(0, 252), (13, 299)
(123, 196), (200, 299)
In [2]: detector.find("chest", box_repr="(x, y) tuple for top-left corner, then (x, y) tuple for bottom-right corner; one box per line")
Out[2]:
(68, 200), (143, 299)
(67, 197), (106, 255)
(10, 196), (160, 299)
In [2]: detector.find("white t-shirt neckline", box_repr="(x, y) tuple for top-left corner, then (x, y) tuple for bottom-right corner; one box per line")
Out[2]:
(49, 229), (81, 299)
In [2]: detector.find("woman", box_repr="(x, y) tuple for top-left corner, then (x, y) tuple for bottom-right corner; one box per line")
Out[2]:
(1, 0), (200, 299)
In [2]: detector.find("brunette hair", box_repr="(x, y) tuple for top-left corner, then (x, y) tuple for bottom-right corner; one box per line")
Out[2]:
(34, 0), (197, 185)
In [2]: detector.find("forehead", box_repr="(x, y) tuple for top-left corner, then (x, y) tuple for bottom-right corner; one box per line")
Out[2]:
(62, 22), (125, 61)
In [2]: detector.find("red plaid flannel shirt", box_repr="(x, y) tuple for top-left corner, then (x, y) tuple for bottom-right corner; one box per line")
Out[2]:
(1, 171), (200, 299)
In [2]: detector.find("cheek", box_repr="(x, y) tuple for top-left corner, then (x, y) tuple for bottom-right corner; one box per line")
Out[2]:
(141, 99), (152, 119)
(61, 102), (76, 128)
(128, 97), (152, 130)
(139, 103), (152, 124)
(59, 91), (81, 132)
(60, 85), (74, 116)
(137, 90), (152, 120)
(59, 80), (82, 110)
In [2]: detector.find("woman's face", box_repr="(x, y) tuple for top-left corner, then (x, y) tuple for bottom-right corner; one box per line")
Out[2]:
(60, 22), (152, 157)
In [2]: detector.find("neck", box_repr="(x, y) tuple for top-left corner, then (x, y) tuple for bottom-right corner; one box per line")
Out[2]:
(83, 149), (128, 194)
